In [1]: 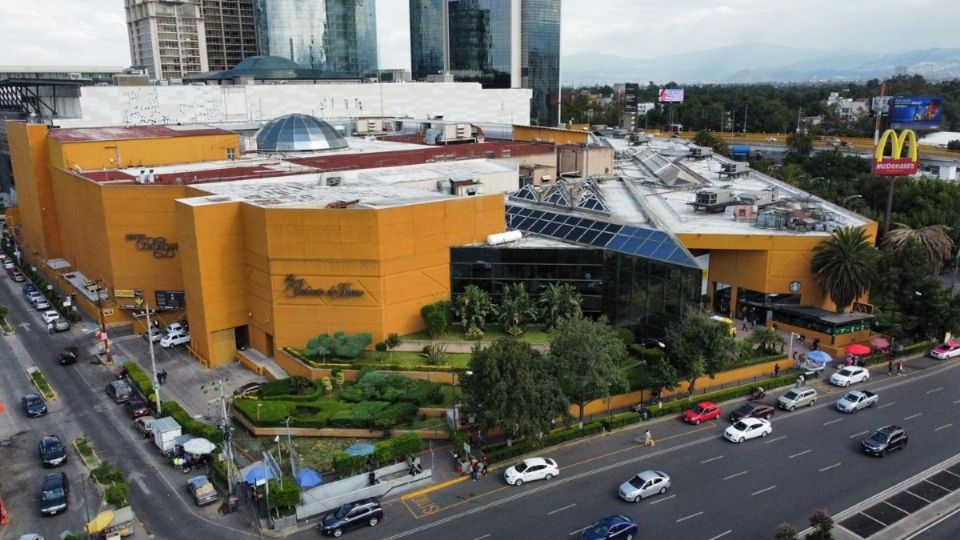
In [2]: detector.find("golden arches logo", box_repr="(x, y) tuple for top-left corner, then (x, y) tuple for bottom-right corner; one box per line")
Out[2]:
(873, 129), (919, 175)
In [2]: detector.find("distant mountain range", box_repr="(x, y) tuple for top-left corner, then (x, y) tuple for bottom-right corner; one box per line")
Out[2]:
(561, 42), (960, 85)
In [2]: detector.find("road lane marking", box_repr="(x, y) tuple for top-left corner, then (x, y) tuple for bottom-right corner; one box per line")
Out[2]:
(723, 471), (747, 480)
(470, 535), (491, 540)
(935, 424), (953, 432)
(709, 530), (733, 540)
(676, 511), (703, 523)
(548, 503), (576, 515)
(904, 413), (923, 420)
(752, 485), (776, 496)
(823, 419), (842, 426)
(926, 387), (943, 394)
(649, 494), (676, 505)
(764, 435), (787, 444)
(879, 402), (895, 409)
(700, 455), (724, 464)
(849, 430), (869, 439)
(568, 526), (589, 536)
(819, 463), (842, 472)
(954, 399), (960, 404)
(789, 450), (812, 459)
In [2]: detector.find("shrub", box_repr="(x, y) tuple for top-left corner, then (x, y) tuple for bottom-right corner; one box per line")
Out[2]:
(92, 462), (124, 485)
(261, 376), (317, 398)
(305, 331), (373, 360)
(375, 342), (387, 353)
(421, 301), (451, 339)
(105, 482), (129, 507)
(331, 433), (423, 476)
(161, 401), (223, 443)
(332, 452), (368, 476)
(465, 326), (484, 341)
(340, 372), (443, 406)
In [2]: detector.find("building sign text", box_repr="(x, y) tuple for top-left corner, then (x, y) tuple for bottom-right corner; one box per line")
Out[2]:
(284, 275), (364, 298)
(125, 233), (178, 258)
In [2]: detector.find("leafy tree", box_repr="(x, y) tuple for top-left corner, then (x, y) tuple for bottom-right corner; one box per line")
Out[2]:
(497, 282), (539, 336)
(385, 333), (401, 362)
(665, 312), (739, 396)
(880, 223), (954, 274)
(266, 477), (301, 513)
(745, 326), (784, 355)
(454, 285), (496, 333)
(461, 338), (568, 443)
(550, 316), (629, 427)
(692, 130), (728, 155)
(948, 139), (960, 151)
(808, 509), (834, 540)
(784, 132), (813, 165)
(646, 355), (680, 401)
(774, 522), (799, 540)
(420, 301), (451, 339)
(538, 282), (583, 329)
(811, 227), (878, 313)
(304, 331), (373, 360)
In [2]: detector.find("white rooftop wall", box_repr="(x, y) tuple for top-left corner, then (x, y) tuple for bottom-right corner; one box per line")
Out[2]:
(55, 82), (531, 128)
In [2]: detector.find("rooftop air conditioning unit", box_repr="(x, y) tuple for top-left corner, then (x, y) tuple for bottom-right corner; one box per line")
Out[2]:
(325, 175), (342, 187)
(68, 73), (82, 80)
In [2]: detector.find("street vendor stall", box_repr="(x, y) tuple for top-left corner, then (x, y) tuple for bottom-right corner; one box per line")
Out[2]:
(85, 506), (134, 539)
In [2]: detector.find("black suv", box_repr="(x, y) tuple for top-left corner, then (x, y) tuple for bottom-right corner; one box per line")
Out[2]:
(861, 425), (909, 457)
(39, 472), (70, 516)
(319, 498), (383, 537)
(729, 402), (775, 422)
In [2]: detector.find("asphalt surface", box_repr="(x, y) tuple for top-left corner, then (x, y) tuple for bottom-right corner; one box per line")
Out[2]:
(0, 276), (262, 539)
(311, 359), (960, 540)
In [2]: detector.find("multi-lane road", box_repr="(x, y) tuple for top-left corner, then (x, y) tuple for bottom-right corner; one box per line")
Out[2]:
(0, 276), (260, 538)
(320, 359), (960, 540)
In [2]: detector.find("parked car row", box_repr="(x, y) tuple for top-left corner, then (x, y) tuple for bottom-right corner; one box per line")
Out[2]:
(142, 321), (191, 348)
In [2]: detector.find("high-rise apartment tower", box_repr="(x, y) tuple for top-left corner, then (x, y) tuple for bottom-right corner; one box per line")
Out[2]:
(125, 0), (209, 79)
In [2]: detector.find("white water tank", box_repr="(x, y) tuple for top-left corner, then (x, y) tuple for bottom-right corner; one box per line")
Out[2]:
(486, 230), (522, 245)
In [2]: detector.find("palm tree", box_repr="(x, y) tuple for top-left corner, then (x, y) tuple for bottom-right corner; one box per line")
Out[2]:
(811, 227), (879, 313)
(537, 283), (583, 330)
(497, 283), (539, 336)
(454, 285), (496, 333)
(746, 326), (784, 355)
(879, 223), (954, 274)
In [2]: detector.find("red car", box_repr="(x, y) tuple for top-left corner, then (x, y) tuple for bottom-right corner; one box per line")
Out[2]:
(683, 401), (721, 425)
(126, 398), (152, 419)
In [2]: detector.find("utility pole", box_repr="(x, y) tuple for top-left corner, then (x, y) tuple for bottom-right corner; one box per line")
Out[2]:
(95, 279), (111, 364)
(796, 106), (802, 133)
(743, 103), (748, 134)
(874, 81), (887, 145)
(218, 379), (235, 496)
(144, 300), (161, 415)
(284, 416), (295, 478)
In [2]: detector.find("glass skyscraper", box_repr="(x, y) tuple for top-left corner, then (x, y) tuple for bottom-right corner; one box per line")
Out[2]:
(254, 0), (378, 77)
(409, 0), (560, 126)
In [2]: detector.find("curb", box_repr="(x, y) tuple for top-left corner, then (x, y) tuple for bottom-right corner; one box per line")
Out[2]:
(27, 365), (58, 401)
(400, 475), (470, 500)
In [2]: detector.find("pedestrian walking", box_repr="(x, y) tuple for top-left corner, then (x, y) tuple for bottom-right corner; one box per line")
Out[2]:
(742, 320), (748, 331)
(896, 360), (903, 375)
(888, 359), (893, 375)
(774, 363), (780, 377)
(644, 429), (655, 447)
(795, 374), (804, 388)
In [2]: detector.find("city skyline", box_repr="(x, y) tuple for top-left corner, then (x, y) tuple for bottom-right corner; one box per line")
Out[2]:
(3, 1), (959, 71)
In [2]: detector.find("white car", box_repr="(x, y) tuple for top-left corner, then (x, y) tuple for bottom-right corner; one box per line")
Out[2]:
(930, 341), (960, 360)
(142, 327), (164, 343)
(829, 366), (870, 387)
(503, 457), (559, 486)
(41, 310), (60, 324)
(618, 470), (671, 502)
(160, 330), (191, 348)
(724, 417), (772, 443)
(32, 297), (50, 310)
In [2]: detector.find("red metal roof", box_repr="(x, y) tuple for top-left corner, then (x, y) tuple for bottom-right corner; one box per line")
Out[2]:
(49, 125), (230, 143)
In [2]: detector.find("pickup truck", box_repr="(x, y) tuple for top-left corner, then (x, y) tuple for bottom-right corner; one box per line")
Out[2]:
(836, 390), (878, 413)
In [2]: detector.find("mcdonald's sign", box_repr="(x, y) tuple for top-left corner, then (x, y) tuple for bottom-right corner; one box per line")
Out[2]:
(873, 128), (919, 176)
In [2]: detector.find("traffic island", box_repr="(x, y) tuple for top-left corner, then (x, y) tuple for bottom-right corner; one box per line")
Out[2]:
(26, 366), (57, 401)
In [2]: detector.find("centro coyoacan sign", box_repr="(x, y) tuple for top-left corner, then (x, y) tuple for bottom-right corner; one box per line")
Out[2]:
(283, 275), (364, 298)
(873, 128), (919, 176)
(125, 233), (178, 258)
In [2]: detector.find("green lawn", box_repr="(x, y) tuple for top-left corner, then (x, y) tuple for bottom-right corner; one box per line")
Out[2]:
(401, 326), (552, 344)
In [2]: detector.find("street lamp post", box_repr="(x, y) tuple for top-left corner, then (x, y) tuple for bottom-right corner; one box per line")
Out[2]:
(144, 300), (161, 415)
(454, 370), (473, 428)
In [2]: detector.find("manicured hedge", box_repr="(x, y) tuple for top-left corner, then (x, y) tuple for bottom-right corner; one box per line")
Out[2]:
(332, 433), (423, 476)
(261, 376), (317, 398)
(328, 401), (418, 429)
(123, 361), (155, 402)
(161, 400), (223, 443)
(233, 398), (351, 428)
(339, 372), (443, 406)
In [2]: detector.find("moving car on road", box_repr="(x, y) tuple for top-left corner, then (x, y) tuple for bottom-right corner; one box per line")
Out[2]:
(930, 340), (960, 360)
(836, 390), (878, 413)
(504, 457), (559, 486)
(728, 402), (775, 422)
(186, 475), (219, 506)
(39, 435), (67, 467)
(581, 515), (638, 540)
(778, 387), (817, 411)
(683, 401), (721, 424)
(861, 425), (908, 457)
(319, 498), (383, 537)
(830, 366), (870, 386)
(618, 470), (671, 502)
(21, 393), (48, 418)
(57, 347), (79, 365)
(39, 472), (69, 516)
(724, 417), (772, 443)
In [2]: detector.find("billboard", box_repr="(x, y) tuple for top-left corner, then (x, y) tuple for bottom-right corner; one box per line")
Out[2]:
(873, 129), (919, 176)
(889, 96), (944, 129)
(658, 88), (684, 103)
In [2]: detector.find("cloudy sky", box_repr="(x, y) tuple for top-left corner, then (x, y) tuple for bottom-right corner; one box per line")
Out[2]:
(0, 0), (957, 68)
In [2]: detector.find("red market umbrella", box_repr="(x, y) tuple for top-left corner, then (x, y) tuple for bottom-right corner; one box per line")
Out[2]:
(869, 337), (890, 349)
(846, 344), (872, 356)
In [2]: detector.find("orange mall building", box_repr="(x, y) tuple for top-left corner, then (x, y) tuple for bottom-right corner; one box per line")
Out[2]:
(5, 116), (535, 367)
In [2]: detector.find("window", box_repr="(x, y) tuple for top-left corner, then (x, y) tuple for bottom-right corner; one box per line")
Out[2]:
(226, 148), (236, 160)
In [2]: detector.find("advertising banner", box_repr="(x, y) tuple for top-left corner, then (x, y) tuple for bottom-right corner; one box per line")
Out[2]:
(658, 88), (684, 103)
(873, 129), (919, 176)
(889, 96), (944, 129)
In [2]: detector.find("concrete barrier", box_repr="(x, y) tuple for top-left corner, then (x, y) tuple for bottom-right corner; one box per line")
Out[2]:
(296, 462), (432, 521)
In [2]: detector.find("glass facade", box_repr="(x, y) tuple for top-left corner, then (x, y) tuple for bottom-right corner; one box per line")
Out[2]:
(447, 0), (515, 88)
(253, 0), (377, 76)
(451, 245), (701, 339)
(409, 0), (448, 79)
(520, 0), (560, 127)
